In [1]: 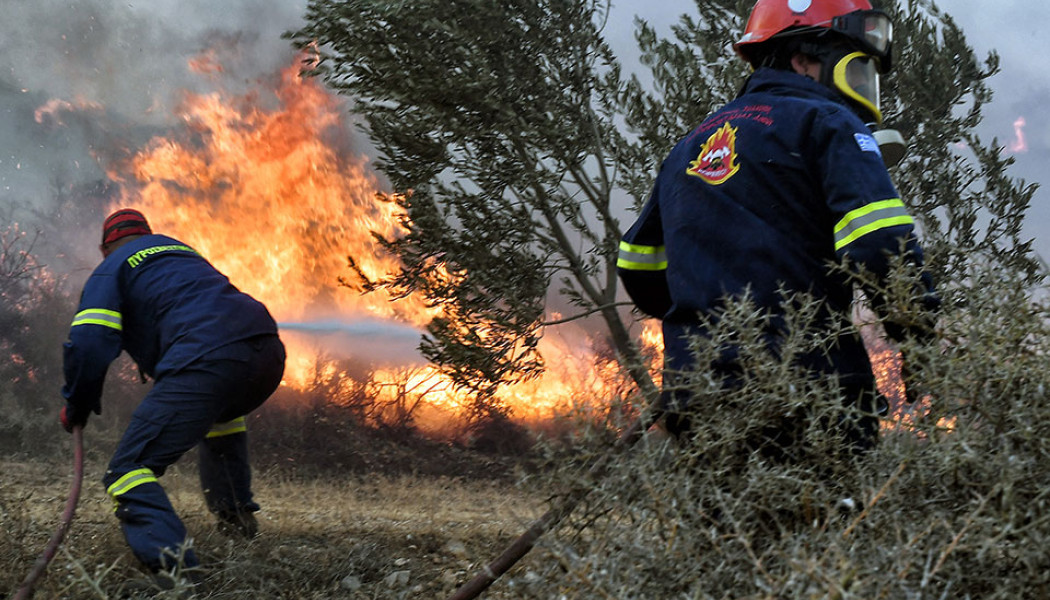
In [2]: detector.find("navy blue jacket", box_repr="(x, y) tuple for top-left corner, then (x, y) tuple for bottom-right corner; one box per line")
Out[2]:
(617, 68), (934, 380)
(62, 234), (279, 413)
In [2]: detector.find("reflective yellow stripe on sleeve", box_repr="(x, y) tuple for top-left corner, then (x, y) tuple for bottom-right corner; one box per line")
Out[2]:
(207, 417), (247, 438)
(617, 241), (668, 271)
(833, 198), (914, 252)
(106, 467), (158, 511)
(71, 309), (123, 331)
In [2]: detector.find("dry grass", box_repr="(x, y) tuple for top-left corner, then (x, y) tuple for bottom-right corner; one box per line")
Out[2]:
(8, 272), (1050, 600)
(1, 453), (544, 599)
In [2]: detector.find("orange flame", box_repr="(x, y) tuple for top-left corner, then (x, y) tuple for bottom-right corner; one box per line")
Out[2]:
(867, 329), (956, 436)
(1007, 116), (1028, 154)
(187, 49), (225, 76)
(101, 54), (647, 433)
(34, 97), (104, 125)
(115, 65), (426, 324)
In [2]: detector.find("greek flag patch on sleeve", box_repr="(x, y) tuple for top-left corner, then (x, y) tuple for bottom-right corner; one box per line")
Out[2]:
(854, 133), (882, 156)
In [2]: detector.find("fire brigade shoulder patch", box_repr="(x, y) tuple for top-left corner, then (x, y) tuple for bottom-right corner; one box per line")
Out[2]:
(687, 122), (740, 185)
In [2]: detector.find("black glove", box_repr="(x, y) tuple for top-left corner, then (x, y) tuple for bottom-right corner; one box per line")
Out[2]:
(60, 403), (91, 433)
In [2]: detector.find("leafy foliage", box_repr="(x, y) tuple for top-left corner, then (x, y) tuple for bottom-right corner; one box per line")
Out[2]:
(517, 253), (1050, 599)
(495, 0), (1047, 597)
(4, 0), (1047, 595)
(288, 0), (1046, 595)
(288, 0), (659, 412)
(885, 0), (1042, 295)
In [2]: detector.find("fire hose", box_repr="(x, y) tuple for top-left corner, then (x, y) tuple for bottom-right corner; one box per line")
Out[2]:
(14, 425), (85, 600)
(446, 411), (658, 600)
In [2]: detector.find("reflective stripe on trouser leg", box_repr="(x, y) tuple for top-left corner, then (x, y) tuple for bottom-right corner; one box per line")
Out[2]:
(106, 468), (158, 510)
(105, 468), (199, 571)
(200, 421), (258, 515)
(206, 416), (247, 438)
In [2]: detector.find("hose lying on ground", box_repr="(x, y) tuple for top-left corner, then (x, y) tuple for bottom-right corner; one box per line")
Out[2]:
(14, 425), (85, 600)
(446, 412), (658, 600)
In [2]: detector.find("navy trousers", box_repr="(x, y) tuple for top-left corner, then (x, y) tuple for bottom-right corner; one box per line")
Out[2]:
(101, 334), (285, 571)
(659, 324), (880, 456)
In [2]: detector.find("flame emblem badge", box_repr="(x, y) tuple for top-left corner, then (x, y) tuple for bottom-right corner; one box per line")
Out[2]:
(687, 122), (740, 185)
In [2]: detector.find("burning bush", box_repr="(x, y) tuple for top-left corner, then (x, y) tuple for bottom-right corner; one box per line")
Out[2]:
(0, 220), (74, 454)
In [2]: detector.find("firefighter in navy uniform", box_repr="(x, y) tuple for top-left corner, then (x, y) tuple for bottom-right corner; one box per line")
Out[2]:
(61, 208), (286, 578)
(617, 0), (937, 451)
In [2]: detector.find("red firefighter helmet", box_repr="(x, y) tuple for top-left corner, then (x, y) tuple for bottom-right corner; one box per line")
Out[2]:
(735, 0), (893, 73)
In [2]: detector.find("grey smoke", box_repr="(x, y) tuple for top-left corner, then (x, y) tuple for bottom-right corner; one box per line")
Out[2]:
(0, 0), (310, 225)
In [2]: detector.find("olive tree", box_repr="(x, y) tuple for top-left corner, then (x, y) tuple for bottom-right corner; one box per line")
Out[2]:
(289, 0), (1049, 596)
(288, 0), (663, 421)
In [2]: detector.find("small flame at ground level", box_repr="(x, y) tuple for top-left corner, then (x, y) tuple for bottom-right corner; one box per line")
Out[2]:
(867, 329), (956, 435)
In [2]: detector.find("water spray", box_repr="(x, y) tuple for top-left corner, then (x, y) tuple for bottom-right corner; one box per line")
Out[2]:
(278, 318), (426, 367)
(15, 425), (85, 600)
(278, 319), (420, 340)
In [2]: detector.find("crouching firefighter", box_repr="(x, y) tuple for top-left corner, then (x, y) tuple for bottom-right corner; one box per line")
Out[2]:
(61, 208), (286, 575)
(617, 0), (938, 453)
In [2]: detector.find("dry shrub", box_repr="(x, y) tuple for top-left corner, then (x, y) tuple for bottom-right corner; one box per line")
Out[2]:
(0, 207), (148, 459)
(0, 222), (71, 455)
(511, 259), (1050, 599)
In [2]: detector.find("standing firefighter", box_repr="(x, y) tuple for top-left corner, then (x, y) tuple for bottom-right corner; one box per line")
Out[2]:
(61, 209), (285, 583)
(617, 0), (937, 449)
